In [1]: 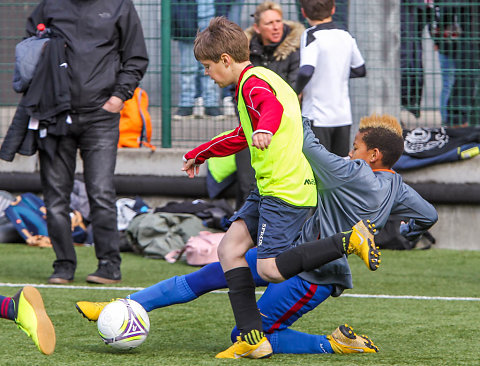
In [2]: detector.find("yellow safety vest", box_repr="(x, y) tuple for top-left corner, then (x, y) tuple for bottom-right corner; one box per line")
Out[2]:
(237, 67), (317, 207)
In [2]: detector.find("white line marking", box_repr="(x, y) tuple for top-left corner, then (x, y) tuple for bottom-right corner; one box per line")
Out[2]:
(0, 282), (479, 301)
(0, 283), (145, 291)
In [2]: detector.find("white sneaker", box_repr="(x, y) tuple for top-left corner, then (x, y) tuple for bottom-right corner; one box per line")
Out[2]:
(223, 96), (236, 116)
(193, 97), (205, 117)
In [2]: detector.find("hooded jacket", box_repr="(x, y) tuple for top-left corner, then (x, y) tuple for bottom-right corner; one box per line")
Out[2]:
(245, 20), (304, 88)
(0, 37), (70, 161)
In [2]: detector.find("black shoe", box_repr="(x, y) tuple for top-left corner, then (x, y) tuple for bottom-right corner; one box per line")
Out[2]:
(86, 260), (121, 284)
(48, 263), (74, 284)
(205, 106), (223, 119)
(173, 107), (193, 119)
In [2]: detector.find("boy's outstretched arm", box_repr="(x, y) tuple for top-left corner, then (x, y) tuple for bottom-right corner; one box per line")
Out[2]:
(182, 126), (247, 177)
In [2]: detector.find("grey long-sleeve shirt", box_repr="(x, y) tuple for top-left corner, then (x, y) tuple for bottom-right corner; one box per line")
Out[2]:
(296, 120), (438, 294)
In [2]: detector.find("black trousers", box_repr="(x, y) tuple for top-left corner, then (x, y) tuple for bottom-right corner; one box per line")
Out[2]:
(311, 125), (351, 157)
(39, 108), (121, 271)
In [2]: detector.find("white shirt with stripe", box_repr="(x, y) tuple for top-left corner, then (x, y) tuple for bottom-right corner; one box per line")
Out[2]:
(300, 23), (364, 127)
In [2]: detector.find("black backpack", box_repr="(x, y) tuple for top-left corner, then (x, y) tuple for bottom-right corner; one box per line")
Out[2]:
(376, 217), (436, 250)
(154, 199), (234, 232)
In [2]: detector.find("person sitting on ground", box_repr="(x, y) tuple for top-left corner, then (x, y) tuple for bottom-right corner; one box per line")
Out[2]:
(76, 113), (438, 358)
(0, 286), (55, 355)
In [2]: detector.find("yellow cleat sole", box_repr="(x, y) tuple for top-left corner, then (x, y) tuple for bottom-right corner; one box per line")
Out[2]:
(18, 286), (56, 355)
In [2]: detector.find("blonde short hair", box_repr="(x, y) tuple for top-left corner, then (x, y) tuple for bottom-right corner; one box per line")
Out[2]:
(253, 1), (283, 25)
(359, 114), (403, 137)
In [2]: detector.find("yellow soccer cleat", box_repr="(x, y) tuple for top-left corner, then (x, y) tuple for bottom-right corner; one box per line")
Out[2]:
(347, 219), (381, 271)
(215, 336), (273, 359)
(13, 286), (56, 355)
(75, 300), (112, 322)
(327, 324), (379, 354)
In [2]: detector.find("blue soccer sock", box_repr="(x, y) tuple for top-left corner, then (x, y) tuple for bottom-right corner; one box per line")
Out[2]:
(128, 261), (235, 312)
(268, 328), (334, 354)
(0, 295), (15, 321)
(128, 248), (268, 313)
(184, 261), (228, 297)
(185, 249), (267, 297)
(129, 276), (197, 312)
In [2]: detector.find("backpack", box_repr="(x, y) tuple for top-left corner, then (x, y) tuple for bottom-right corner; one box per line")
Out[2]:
(12, 36), (50, 93)
(126, 212), (207, 258)
(165, 231), (224, 266)
(155, 199), (234, 231)
(118, 87), (156, 150)
(376, 217), (436, 250)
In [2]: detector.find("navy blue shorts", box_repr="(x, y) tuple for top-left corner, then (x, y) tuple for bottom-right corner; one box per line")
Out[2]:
(230, 190), (311, 259)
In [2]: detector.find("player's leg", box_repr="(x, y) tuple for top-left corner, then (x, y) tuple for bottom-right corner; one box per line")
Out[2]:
(216, 191), (274, 359)
(231, 278), (378, 354)
(130, 247), (267, 311)
(275, 220), (381, 281)
(217, 195), (310, 359)
(216, 219), (269, 358)
(230, 277), (334, 353)
(0, 294), (16, 320)
(76, 248), (268, 321)
(269, 325), (379, 354)
(330, 125), (351, 157)
(257, 278), (378, 354)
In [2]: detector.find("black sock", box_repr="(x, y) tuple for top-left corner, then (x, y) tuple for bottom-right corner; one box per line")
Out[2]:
(224, 267), (263, 344)
(275, 233), (345, 279)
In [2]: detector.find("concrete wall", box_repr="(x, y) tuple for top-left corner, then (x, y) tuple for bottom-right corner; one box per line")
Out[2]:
(1, 148), (479, 251)
(399, 157), (480, 251)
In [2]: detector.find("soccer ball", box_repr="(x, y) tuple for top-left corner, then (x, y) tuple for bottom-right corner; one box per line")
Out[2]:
(97, 298), (150, 350)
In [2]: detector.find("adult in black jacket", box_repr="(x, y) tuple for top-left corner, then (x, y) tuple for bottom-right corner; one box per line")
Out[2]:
(24, 0), (149, 285)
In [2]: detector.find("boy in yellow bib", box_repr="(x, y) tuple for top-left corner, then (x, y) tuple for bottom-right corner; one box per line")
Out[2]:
(182, 16), (316, 359)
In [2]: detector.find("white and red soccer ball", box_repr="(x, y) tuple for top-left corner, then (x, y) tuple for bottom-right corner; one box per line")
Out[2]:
(97, 298), (150, 350)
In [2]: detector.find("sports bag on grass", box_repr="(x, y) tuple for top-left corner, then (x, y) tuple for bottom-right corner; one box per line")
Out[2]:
(126, 212), (206, 259)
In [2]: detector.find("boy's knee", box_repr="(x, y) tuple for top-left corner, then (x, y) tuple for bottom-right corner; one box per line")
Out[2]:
(217, 243), (227, 262)
(257, 258), (285, 283)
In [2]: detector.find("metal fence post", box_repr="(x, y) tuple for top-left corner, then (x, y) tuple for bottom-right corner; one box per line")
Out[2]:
(350, 0), (401, 127)
(161, 0), (172, 148)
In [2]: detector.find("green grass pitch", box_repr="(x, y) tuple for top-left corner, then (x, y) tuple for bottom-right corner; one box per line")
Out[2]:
(0, 243), (479, 365)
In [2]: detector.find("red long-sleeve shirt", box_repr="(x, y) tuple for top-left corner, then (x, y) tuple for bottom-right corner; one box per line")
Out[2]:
(184, 65), (284, 164)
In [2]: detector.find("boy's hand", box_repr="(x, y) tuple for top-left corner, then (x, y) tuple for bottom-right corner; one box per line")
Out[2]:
(182, 158), (200, 178)
(252, 132), (272, 151)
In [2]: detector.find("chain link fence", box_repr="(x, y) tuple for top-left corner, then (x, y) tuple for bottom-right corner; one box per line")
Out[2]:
(0, 1), (479, 149)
